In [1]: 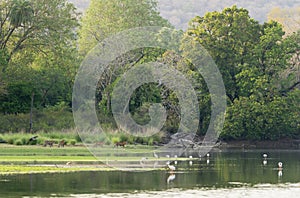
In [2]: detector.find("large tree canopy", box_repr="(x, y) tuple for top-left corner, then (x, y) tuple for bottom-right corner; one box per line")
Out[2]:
(0, 0), (79, 114)
(187, 6), (261, 103)
(78, 0), (170, 55)
(0, 0), (78, 70)
(185, 6), (299, 139)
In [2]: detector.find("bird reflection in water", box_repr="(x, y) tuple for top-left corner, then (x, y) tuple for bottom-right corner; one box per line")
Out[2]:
(263, 159), (267, 166)
(167, 173), (176, 184)
(166, 160), (176, 184)
(278, 162), (283, 180)
(262, 153), (268, 166)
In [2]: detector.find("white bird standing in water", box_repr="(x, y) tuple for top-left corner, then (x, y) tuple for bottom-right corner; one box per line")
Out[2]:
(174, 155), (178, 165)
(262, 154), (268, 166)
(263, 153), (268, 159)
(140, 157), (148, 167)
(153, 152), (158, 159)
(206, 153), (210, 158)
(278, 162), (283, 177)
(166, 161), (176, 172)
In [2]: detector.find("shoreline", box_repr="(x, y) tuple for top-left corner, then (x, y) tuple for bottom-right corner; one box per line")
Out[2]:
(216, 139), (300, 150)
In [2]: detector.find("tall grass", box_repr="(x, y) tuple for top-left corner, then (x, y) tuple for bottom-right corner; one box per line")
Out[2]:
(0, 129), (165, 146)
(0, 130), (78, 146)
(0, 108), (74, 133)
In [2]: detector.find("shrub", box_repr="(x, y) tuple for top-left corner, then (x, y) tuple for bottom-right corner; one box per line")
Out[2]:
(14, 139), (23, 146)
(111, 137), (120, 144)
(6, 137), (15, 145)
(104, 138), (111, 145)
(119, 133), (128, 142)
(21, 137), (28, 145)
(147, 137), (154, 146)
(69, 139), (76, 146)
(75, 134), (82, 142)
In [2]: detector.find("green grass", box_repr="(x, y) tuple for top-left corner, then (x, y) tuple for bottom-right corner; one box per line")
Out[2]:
(0, 144), (187, 174)
(0, 165), (111, 174)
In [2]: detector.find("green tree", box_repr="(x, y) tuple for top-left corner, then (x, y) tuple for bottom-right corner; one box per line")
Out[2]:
(0, 0), (79, 114)
(187, 6), (300, 139)
(78, 0), (170, 55)
(79, 0), (170, 120)
(187, 6), (261, 103)
(0, 0), (78, 70)
(9, 0), (34, 28)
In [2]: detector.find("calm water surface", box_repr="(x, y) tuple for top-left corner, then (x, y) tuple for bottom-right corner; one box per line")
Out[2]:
(1, 149), (300, 197)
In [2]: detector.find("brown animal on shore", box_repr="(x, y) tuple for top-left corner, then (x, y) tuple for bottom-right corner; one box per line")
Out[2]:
(93, 141), (104, 147)
(43, 140), (54, 147)
(58, 140), (66, 148)
(114, 141), (127, 148)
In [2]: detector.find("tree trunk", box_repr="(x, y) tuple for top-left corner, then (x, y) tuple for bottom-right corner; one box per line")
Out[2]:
(29, 92), (34, 133)
(106, 91), (110, 114)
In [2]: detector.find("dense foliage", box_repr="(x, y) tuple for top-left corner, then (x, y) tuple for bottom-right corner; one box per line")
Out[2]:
(0, 0), (299, 141)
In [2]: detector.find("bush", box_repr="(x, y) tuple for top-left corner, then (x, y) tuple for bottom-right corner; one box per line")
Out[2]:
(75, 134), (82, 142)
(6, 137), (15, 145)
(119, 133), (128, 142)
(111, 137), (120, 144)
(69, 139), (76, 146)
(147, 137), (154, 146)
(14, 139), (23, 145)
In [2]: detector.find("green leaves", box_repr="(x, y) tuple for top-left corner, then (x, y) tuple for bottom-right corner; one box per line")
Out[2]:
(78, 0), (170, 55)
(9, 0), (34, 27)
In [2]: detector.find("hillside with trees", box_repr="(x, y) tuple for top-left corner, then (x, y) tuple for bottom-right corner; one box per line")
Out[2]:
(69, 0), (300, 30)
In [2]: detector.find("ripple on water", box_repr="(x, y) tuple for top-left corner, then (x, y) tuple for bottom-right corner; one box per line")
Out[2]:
(68, 183), (300, 198)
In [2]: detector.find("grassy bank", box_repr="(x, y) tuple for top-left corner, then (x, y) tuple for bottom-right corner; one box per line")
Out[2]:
(0, 129), (165, 147)
(0, 144), (176, 174)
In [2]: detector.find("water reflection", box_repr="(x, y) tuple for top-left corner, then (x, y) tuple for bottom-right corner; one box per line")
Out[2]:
(263, 159), (267, 166)
(0, 150), (299, 197)
(167, 174), (176, 184)
(278, 170), (283, 178)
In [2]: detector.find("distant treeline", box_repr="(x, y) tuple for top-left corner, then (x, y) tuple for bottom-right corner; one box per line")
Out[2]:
(69, 0), (300, 29)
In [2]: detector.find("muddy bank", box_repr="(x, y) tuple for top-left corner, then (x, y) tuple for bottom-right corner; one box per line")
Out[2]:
(216, 138), (300, 150)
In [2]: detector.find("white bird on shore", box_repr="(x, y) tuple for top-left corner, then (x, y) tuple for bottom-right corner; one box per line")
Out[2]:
(206, 153), (210, 158)
(278, 162), (283, 169)
(153, 152), (158, 159)
(189, 155), (193, 159)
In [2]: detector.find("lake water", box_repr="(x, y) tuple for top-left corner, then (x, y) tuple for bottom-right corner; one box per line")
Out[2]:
(1, 149), (300, 197)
